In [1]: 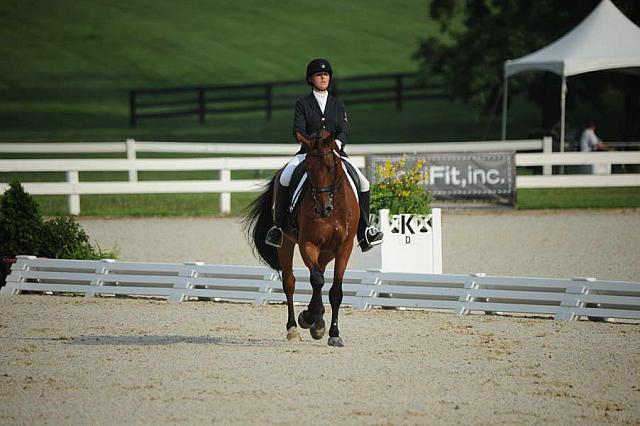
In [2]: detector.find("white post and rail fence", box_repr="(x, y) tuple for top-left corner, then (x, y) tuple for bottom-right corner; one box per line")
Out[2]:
(1, 138), (640, 215)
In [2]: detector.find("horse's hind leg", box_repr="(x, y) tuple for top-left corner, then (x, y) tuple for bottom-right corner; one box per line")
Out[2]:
(279, 239), (301, 341)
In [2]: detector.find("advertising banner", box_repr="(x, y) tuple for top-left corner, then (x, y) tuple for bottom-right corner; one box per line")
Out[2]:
(367, 152), (516, 205)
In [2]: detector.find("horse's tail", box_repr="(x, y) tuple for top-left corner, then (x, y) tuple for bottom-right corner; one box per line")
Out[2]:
(242, 173), (281, 271)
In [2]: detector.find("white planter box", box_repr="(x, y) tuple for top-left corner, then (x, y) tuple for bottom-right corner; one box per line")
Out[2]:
(359, 208), (442, 274)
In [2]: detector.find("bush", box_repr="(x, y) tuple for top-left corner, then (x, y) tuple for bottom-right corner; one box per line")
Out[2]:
(0, 181), (117, 261)
(370, 157), (432, 215)
(0, 180), (43, 259)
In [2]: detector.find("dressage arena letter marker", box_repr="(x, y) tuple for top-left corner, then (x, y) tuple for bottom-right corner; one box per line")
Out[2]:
(400, 215), (416, 235)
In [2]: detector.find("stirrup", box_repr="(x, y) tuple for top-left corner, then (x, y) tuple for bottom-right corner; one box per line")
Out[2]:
(265, 226), (283, 248)
(365, 226), (383, 246)
(358, 228), (383, 253)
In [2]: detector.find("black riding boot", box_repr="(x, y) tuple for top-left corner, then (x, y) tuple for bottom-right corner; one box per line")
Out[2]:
(265, 182), (289, 247)
(357, 190), (384, 252)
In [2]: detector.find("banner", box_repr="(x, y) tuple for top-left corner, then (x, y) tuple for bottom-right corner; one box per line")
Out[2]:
(367, 152), (516, 205)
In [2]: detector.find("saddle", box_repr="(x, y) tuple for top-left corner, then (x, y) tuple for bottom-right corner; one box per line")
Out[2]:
(288, 158), (361, 213)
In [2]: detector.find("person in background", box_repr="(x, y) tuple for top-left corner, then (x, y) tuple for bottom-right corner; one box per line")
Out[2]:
(580, 121), (612, 152)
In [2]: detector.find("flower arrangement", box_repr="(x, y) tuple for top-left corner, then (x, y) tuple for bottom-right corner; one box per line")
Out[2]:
(370, 157), (432, 215)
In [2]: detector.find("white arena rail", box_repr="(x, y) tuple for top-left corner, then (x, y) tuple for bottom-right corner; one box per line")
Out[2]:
(3, 256), (639, 322)
(0, 137), (551, 156)
(517, 151), (640, 188)
(0, 156), (368, 215)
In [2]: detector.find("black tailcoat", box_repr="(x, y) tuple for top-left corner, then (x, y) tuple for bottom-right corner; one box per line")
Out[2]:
(292, 92), (349, 154)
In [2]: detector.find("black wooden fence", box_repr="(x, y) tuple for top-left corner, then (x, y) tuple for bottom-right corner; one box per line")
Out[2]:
(129, 72), (446, 127)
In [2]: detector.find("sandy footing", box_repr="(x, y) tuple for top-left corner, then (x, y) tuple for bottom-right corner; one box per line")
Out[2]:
(1, 210), (639, 424)
(1, 296), (639, 425)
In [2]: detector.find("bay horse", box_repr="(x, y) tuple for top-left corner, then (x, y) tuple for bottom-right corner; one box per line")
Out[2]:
(243, 130), (360, 347)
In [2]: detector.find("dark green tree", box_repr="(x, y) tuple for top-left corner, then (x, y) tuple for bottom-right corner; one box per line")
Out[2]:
(415, 0), (640, 139)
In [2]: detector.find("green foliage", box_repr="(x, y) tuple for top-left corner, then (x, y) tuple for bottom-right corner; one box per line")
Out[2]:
(414, 0), (640, 135)
(0, 181), (117, 260)
(0, 0), (436, 142)
(0, 180), (43, 259)
(370, 158), (432, 215)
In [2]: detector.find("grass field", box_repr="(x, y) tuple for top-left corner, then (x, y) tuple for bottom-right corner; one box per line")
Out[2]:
(2, 1), (636, 215)
(0, 0), (552, 143)
(22, 187), (640, 217)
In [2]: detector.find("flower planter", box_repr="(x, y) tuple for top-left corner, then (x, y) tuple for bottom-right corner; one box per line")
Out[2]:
(359, 208), (442, 274)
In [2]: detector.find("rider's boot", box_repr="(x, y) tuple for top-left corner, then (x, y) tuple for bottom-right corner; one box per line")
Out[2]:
(357, 190), (384, 252)
(265, 182), (289, 248)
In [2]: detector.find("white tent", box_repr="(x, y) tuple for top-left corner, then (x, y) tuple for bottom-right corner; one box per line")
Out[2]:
(501, 0), (640, 149)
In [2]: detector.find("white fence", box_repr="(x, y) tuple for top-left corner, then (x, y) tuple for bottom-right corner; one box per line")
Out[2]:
(0, 137), (552, 156)
(0, 138), (547, 215)
(3, 256), (640, 321)
(0, 156), (336, 215)
(2, 138), (640, 215)
(517, 151), (640, 187)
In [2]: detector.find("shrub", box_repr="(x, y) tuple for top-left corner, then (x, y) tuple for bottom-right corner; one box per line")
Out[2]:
(370, 157), (432, 215)
(0, 180), (43, 259)
(0, 181), (117, 261)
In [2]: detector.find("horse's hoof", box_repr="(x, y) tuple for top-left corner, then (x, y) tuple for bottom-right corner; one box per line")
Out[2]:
(327, 336), (344, 347)
(298, 310), (313, 329)
(286, 327), (302, 341)
(310, 320), (325, 340)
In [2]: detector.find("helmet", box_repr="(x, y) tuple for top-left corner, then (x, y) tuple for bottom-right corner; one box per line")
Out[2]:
(306, 58), (333, 84)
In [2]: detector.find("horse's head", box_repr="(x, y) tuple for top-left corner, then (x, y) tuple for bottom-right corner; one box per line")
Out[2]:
(296, 130), (341, 218)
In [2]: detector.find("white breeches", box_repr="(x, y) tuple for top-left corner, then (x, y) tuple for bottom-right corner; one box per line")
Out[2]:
(279, 153), (370, 191)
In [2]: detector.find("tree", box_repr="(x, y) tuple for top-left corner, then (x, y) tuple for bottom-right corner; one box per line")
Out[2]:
(415, 0), (640, 139)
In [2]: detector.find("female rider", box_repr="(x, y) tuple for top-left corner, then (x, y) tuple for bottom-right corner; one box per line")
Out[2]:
(265, 58), (383, 252)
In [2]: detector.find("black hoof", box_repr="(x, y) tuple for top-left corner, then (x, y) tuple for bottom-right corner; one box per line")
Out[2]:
(310, 319), (326, 340)
(298, 310), (313, 329)
(327, 336), (343, 347)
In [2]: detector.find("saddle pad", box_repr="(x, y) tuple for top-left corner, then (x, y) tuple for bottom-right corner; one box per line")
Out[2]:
(288, 155), (360, 212)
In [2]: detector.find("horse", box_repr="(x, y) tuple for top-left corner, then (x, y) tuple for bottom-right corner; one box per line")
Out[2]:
(243, 129), (360, 347)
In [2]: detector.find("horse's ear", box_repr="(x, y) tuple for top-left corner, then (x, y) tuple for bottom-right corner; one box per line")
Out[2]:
(295, 131), (312, 149)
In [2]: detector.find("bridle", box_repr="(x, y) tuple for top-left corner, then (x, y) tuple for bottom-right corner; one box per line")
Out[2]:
(306, 149), (342, 210)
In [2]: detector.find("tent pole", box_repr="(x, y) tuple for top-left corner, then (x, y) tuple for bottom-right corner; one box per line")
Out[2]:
(560, 75), (567, 153)
(501, 77), (508, 140)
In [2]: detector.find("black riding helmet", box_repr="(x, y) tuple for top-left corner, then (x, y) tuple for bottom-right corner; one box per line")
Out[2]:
(306, 58), (333, 85)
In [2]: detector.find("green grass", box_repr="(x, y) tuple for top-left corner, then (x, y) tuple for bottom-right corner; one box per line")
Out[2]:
(0, 0), (629, 144)
(0, 0), (551, 143)
(27, 187), (640, 218)
(34, 192), (260, 217)
(517, 187), (640, 210)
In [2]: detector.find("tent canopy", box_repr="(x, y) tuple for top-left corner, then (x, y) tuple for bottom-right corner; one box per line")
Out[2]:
(501, 0), (640, 144)
(504, 0), (640, 78)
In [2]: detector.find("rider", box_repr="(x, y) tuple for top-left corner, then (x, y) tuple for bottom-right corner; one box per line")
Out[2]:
(265, 58), (384, 252)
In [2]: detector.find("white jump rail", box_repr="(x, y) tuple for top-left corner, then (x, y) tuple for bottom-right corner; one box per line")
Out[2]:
(3, 256), (639, 322)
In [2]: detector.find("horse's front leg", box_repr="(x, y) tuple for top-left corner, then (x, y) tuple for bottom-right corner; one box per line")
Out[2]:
(298, 243), (326, 340)
(279, 239), (301, 341)
(327, 241), (353, 347)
